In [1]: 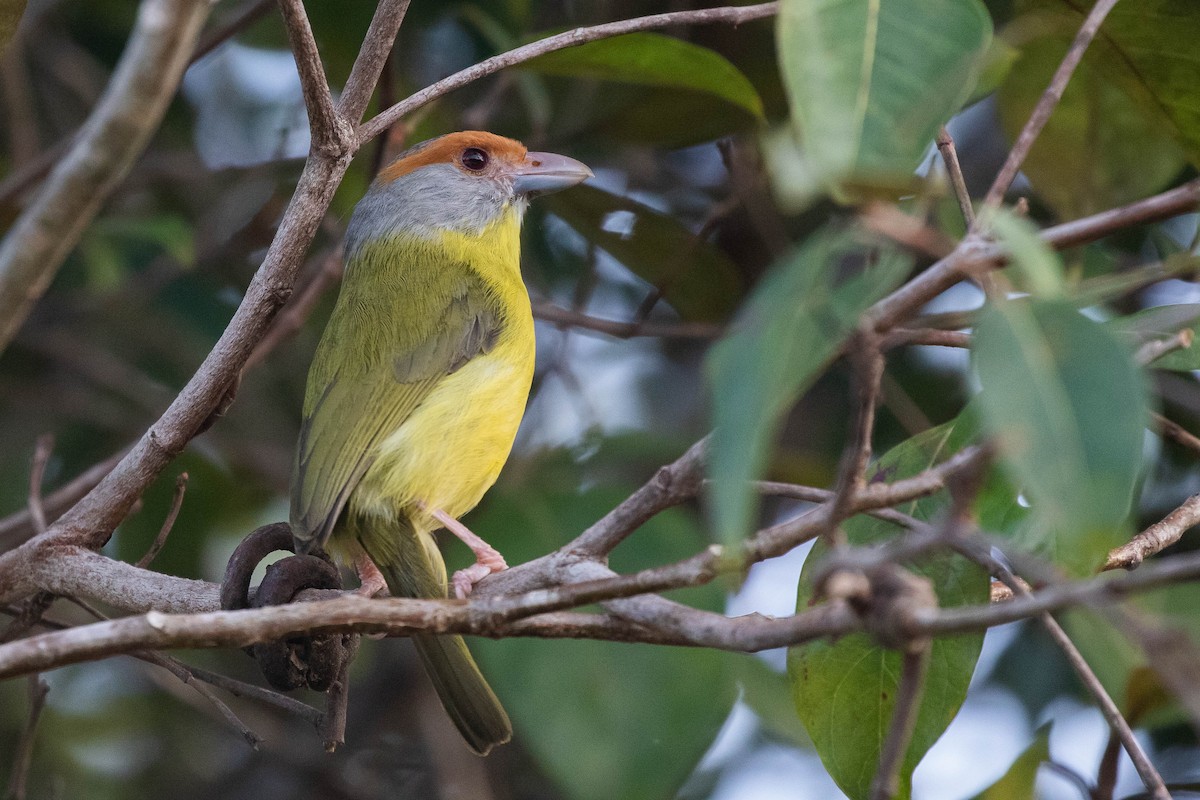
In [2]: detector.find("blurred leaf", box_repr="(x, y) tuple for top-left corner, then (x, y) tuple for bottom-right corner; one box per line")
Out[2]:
(738, 657), (813, 747)
(471, 452), (736, 800)
(967, 36), (1020, 104)
(985, 209), (1064, 297)
(545, 184), (743, 321)
(0, 0), (23, 53)
(974, 724), (1050, 800)
(997, 11), (1186, 218)
(707, 226), (912, 545)
(1013, 0), (1200, 168)
(776, 0), (992, 197)
(790, 420), (990, 800)
(1110, 303), (1200, 371)
(521, 31), (764, 120)
(972, 298), (1150, 575)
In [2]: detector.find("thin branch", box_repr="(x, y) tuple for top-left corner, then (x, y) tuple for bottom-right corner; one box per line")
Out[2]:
(869, 645), (932, 800)
(276, 0), (352, 155)
(531, 301), (722, 340)
(4, 674), (49, 800)
(881, 328), (971, 350)
(1154, 413), (1200, 457)
(1042, 612), (1167, 798)
(824, 334), (885, 546)
(1106, 493), (1200, 570)
(26, 435), (54, 536)
(936, 126), (974, 226)
(0, 0), (214, 357)
(1136, 327), (1194, 365)
(358, 2), (780, 143)
(0, 449), (125, 553)
(135, 473), (189, 569)
(982, 0), (1121, 207)
(337, 0), (411, 124)
(866, 178), (1200, 334)
(137, 650), (262, 748)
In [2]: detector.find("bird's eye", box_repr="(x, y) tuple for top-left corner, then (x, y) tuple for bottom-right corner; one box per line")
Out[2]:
(461, 147), (489, 171)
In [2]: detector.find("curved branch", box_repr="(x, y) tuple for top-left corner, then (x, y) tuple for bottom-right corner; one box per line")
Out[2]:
(0, 0), (214, 356)
(358, 2), (779, 143)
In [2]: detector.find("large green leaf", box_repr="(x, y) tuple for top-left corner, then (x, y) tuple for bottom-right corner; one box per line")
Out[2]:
(521, 31), (764, 120)
(972, 298), (1151, 575)
(545, 184), (743, 322)
(775, 0), (992, 197)
(997, 8), (1186, 218)
(789, 418), (992, 800)
(707, 226), (912, 544)
(1012, 0), (1200, 168)
(470, 452), (737, 800)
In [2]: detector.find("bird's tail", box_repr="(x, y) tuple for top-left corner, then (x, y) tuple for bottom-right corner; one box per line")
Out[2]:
(353, 514), (512, 756)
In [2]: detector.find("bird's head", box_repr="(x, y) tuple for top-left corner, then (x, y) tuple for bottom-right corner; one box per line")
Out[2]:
(347, 131), (592, 249)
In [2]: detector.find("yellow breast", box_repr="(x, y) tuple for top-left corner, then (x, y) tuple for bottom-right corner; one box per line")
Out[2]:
(347, 212), (535, 533)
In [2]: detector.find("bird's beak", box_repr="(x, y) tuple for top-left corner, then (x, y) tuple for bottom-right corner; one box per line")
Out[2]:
(512, 151), (593, 197)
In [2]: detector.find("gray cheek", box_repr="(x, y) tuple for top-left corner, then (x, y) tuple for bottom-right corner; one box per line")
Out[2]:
(345, 165), (517, 259)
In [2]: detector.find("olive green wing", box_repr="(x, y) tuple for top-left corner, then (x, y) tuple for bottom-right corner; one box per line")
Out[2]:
(290, 278), (502, 552)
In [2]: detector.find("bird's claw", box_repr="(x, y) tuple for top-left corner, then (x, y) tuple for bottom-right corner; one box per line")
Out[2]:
(451, 551), (508, 599)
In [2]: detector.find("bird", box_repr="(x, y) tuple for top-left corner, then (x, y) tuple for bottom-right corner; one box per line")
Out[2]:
(289, 131), (592, 755)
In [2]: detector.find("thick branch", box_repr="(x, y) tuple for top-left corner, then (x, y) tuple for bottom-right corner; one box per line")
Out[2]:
(0, 0), (213, 356)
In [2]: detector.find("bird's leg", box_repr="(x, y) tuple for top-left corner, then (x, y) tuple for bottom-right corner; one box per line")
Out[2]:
(426, 507), (508, 599)
(354, 553), (389, 597)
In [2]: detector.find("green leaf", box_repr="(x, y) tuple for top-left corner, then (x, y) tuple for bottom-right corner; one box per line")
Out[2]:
(521, 31), (764, 120)
(972, 298), (1151, 575)
(775, 0), (992, 196)
(0, 0), (25, 54)
(707, 226), (912, 544)
(545, 184), (744, 322)
(1011, 0), (1200, 169)
(789, 419), (991, 800)
(983, 209), (1064, 298)
(996, 8), (1186, 218)
(974, 725), (1050, 800)
(1110, 303), (1200, 371)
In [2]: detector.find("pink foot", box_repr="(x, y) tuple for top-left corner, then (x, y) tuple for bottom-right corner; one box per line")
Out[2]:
(354, 554), (389, 597)
(425, 506), (508, 598)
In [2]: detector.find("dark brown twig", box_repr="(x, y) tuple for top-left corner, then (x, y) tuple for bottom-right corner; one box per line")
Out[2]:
(135, 473), (189, 569)
(1154, 413), (1200, 457)
(936, 127), (974, 226)
(983, 0), (1121, 207)
(138, 650), (262, 748)
(869, 645), (932, 800)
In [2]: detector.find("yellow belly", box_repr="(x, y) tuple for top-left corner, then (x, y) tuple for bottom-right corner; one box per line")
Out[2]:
(348, 333), (534, 532)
